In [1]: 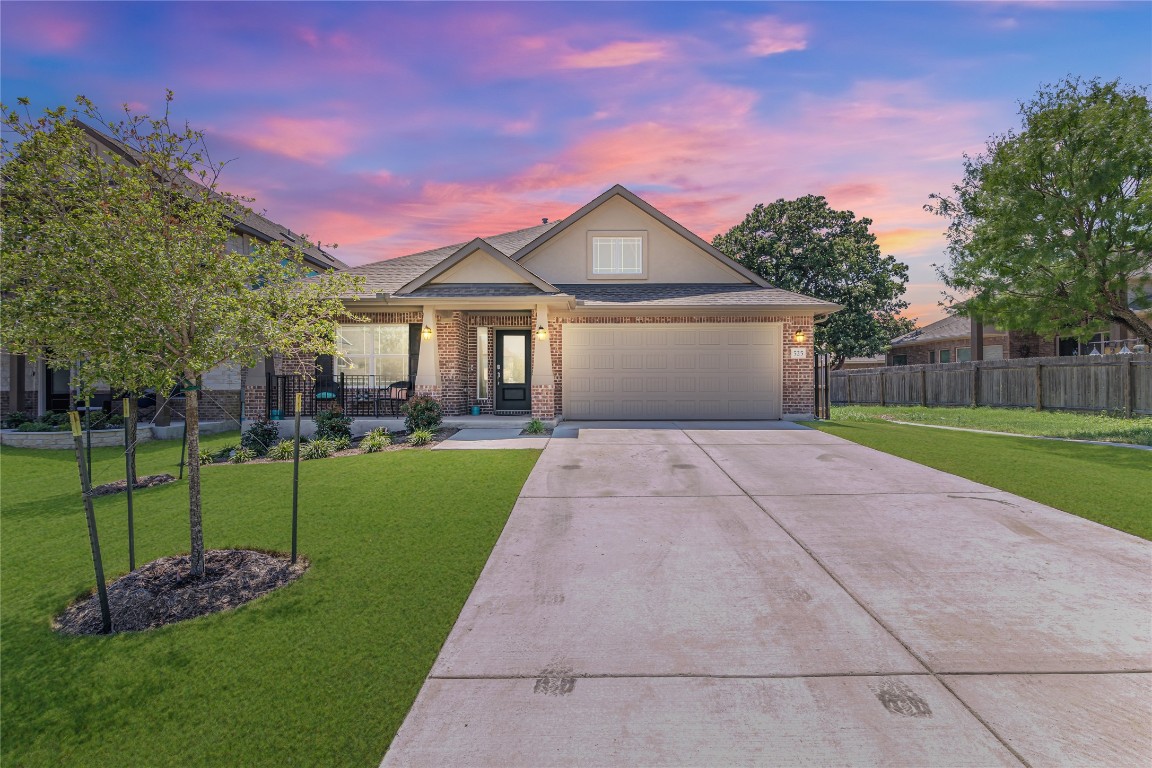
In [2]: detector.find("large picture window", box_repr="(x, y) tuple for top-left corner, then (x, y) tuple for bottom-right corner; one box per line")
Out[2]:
(335, 324), (409, 384)
(591, 235), (644, 275)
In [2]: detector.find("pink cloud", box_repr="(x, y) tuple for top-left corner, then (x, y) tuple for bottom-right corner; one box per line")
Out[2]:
(231, 116), (361, 163)
(745, 17), (808, 57)
(557, 40), (672, 69)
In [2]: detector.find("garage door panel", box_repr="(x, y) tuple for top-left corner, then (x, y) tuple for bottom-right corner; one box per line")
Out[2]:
(563, 323), (781, 420)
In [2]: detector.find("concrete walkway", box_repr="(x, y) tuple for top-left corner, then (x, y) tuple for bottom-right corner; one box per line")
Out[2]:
(383, 422), (1152, 767)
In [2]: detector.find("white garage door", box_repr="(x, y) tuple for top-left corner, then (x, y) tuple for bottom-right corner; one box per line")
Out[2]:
(562, 323), (782, 420)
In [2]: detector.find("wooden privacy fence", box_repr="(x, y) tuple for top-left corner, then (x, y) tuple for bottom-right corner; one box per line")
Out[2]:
(830, 354), (1152, 416)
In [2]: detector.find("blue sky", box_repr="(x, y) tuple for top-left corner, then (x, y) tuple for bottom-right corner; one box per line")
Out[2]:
(3, 1), (1149, 321)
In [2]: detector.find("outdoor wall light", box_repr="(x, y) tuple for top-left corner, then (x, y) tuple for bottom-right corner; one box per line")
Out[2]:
(536, 325), (549, 341)
(421, 325), (433, 341)
(793, 330), (807, 344)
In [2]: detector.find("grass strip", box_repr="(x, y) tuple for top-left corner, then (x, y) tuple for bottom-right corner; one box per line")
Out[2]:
(808, 420), (1152, 540)
(829, 404), (1152, 445)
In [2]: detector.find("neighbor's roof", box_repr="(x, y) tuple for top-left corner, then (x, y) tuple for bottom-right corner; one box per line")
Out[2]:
(890, 314), (979, 347)
(74, 120), (347, 271)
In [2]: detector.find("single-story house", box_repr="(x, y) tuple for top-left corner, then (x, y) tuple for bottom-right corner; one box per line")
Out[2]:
(885, 315), (1057, 366)
(247, 185), (839, 422)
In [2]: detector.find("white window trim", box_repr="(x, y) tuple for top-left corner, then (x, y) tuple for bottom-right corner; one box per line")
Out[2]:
(586, 230), (648, 280)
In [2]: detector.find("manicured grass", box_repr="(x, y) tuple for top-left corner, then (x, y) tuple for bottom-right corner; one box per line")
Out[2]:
(807, 420), (1152, 540)
(829, 404), (1152, 445)
(1, 433), (539, 767)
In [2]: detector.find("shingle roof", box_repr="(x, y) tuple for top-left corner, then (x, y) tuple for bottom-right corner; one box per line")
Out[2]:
(890, 314), (972, 346)
(340, 221), (560, 297)
(404, 283), (554, 298)
(560, 284), (837, 309)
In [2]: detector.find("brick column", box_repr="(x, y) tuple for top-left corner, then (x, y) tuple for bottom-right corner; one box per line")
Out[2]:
(782, 316), (815, 418)
(530, 305), (556, 419)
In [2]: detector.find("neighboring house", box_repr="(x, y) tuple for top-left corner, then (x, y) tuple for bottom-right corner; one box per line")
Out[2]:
(840, 355), (886, 370)
(0, 121), (347, 422)
(885, 315), (1055, 366)
(247, 185), (839, 422)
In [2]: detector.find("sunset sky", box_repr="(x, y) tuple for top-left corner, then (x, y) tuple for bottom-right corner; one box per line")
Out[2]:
(3, 1), (1149, 323)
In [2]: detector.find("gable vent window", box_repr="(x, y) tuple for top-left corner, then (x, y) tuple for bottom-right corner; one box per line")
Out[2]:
(592, 236), (643, 275)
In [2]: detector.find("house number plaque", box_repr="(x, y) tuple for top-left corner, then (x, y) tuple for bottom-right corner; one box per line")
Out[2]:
(790, 347), (807, 359)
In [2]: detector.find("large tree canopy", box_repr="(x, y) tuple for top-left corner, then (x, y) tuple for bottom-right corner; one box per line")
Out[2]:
(1, 94), (364, 577)
(928, 77), (1152, 342)
(712, 195), (914, 368)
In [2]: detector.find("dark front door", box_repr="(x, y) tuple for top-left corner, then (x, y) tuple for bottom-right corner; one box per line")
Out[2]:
(495, 330), (531, 412)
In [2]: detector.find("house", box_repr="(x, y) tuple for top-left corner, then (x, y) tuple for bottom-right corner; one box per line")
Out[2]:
(247, 185), (839, 422)
(840, 354), (886, 370)
(0, 121), (347, 422)
(885, 315), (1057, 366)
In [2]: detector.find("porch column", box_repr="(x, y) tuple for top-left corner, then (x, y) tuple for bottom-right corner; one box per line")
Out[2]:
(531, 304), (556, 420)
(414, 306), (442, 400)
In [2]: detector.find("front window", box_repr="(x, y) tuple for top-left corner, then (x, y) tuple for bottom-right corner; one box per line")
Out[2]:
(335, 324), (408, 384)
(591, 234), (644, 275)
(477, 327), (490, 399)
(939, 349), (951, 363)
(956, 347), (972, 362)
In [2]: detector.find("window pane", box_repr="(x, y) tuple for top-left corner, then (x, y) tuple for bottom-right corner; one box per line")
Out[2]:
(374, 356), (407, 384)
(502, 335), (526, 384)
(940, 350), (951, 363)
(338, 355), (371, 375)
(373, 325), (408, 355)
(338, 326), (370, 355)
(592, 236), (642, 274)
(956, 348), (971, 362)
(477, 327), (489, 398)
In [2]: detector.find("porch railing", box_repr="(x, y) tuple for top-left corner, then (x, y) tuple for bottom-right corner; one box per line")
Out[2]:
(266, 374), (412, 418)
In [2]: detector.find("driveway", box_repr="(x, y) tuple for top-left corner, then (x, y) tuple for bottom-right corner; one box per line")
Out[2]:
(382, 422), (1151, 767)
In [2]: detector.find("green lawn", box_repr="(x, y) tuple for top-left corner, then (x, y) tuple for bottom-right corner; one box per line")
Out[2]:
(829, 404), (1152, 445)
(1, 433), (539, 767)
(808, 419), (1152, 540)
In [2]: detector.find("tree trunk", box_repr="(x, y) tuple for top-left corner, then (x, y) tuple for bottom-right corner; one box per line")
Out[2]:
(1107, 302), (1152, 345)
(186, 385), (205, 578)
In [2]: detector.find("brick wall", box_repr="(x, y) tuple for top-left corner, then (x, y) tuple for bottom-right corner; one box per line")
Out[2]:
(890, 330), (1057, 365)
(0, 389), (38, 419)
(435, 311), (468, 415)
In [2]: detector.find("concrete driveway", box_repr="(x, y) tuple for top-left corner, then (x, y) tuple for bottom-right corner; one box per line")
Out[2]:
(382, 422), (1151, 767)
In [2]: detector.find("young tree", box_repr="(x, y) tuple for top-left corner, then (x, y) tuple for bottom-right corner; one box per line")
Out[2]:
(1, 94), (364, 578)
(713, 195), (915, 368)
(928, 77), (1152, 342)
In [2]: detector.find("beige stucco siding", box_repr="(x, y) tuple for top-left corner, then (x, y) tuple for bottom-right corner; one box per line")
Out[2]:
(520, 196), (746, 285)
(431, 251), (534, 284)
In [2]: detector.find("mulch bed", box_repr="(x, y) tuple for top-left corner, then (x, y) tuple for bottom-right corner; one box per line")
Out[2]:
(54, 549), (309, 635)
(89, 474), (176, 497)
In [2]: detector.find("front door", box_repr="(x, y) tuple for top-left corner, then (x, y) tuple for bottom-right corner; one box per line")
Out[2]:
(495, 330), (531, 412)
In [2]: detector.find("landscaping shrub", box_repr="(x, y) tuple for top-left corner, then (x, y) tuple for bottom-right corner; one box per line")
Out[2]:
(198, 452), (217, 466)
(359, 428), (392, 453)
(302, 438), (336, 460)
(524, 418), (547, 435)
(2, 411), (31, 429)
(266, 440), (296, 461)
(313, 407), (353, 441)
(407, 428), (435, 446)
(241, 418), (280, 455)
(402, 396), (442, 432)
(228, 447), (257, 464)
(332, 436), (352, 451)
(15, 421), (55, 432)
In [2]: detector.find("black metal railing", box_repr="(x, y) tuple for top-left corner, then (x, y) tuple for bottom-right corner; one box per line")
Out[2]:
(266, 374), (411, 418)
